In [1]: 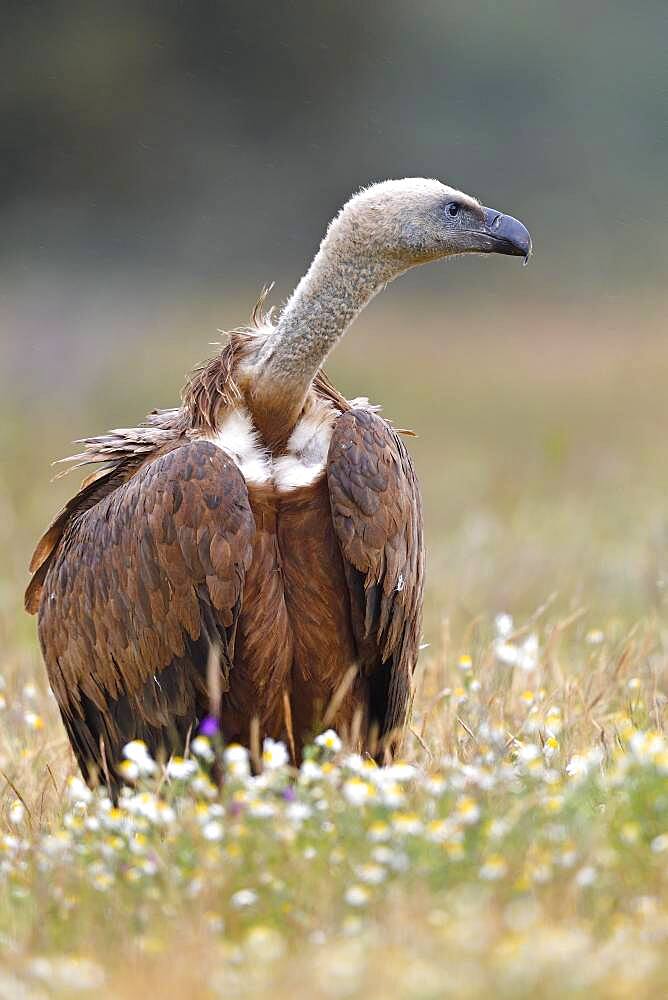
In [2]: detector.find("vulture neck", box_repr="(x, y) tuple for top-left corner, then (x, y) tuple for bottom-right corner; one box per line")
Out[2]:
(247, 228), (404, 450)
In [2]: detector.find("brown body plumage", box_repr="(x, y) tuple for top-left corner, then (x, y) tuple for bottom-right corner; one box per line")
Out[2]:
(26, 179), (530, 788)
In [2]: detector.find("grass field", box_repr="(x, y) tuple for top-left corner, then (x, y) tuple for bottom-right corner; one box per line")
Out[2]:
(0, 294), (667, 997)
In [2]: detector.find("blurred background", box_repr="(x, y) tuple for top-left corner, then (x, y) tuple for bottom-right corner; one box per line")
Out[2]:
(2, 0), (668, 650)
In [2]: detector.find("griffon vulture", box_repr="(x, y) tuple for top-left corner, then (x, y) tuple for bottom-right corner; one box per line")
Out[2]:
(26, 178), (531, 787)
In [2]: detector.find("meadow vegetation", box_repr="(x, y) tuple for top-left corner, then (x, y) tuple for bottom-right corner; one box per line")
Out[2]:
(0, 295), (667, 998)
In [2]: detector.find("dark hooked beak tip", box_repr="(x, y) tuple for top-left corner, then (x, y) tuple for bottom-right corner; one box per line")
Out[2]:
(482, 206), (533, 261)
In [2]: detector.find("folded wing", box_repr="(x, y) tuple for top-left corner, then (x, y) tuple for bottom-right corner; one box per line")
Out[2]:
(35, 441), (254, 784)
(327, 409), (424, 752)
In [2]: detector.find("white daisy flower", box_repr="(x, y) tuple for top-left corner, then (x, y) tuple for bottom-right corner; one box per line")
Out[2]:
(122, 740), (158, 776)
(495, 613), (514, 637)
(224, 743), (251, 778)
(244, 926), (285, 962)
(118, 760), (140, 782)
(392, 812), (423, 836)
(286, 802), (312, 824)
(8, 800), (25, 826)
(575, 866), (597, 887)
(651, 834), (668, 853)
(344, 885), (370, 907)
(262, 738), (289, 770)
(480, 855), (508, 880)
(230, 889), (258, 908)
(166, 757), (198, 780)
(456, 796), (481, 825)
(299, 760), (323, 783)
(202, 820), (224, 841)
(342, 778), (376, 806)
(355, 863), (386, 885)
(66, 776), (92, 806)
(315, 729), (342, 753)
(191, 736), (215, 762)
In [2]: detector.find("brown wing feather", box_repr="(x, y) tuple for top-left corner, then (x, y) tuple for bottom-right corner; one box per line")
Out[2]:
(327, 409), (424, 748)
(25, 464), (137, 613)
(36, 441), (254, 785)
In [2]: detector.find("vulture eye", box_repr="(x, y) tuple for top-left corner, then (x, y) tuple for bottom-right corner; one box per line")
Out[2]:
(446, 202), (461, 217)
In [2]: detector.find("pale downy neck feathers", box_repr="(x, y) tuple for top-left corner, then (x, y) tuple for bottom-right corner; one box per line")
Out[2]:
(243, 183), (424, 447)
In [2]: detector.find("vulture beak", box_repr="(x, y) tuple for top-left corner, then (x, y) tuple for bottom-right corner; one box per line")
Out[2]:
(481, 206), (533, 261)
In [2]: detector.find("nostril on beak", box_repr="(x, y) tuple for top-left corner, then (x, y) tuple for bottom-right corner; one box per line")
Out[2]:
(482, 205), (532, 258)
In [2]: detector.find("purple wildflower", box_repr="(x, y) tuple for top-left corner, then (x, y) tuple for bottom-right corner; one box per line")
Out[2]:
(199, 715), (219, 737)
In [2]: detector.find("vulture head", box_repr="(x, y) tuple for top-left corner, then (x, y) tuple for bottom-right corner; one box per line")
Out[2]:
(248, 176), (532, 443)
(327, 177), (532, 272)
